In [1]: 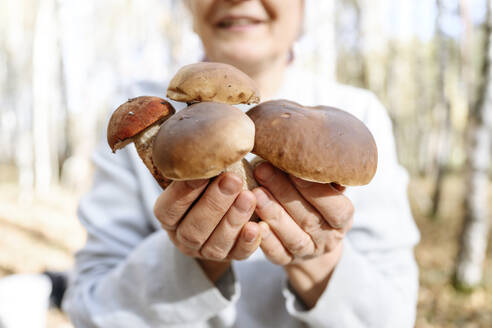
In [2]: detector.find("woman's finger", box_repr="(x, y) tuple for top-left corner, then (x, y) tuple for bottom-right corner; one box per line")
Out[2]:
(154, 179), (209, 230)
(228, 222), (262, 260)
(166, 230), (200, 258)
(254, 162), (330, 244)
(290, 176), (354, 231)
(200, 191), (256, 261)
(176, 172), (242, 250)
(252, 187), (315, 258)
(258, 222), (293, 266)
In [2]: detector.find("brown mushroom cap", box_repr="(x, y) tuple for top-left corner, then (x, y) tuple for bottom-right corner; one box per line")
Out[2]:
(107, 96), (175, 152)
(247, 100), (378, 186)
(166, 62), (260, 105)
(153, 102), (255, 180)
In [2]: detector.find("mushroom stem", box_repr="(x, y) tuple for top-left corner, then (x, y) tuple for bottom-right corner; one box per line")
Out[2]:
(107, 96), (175, 189)
(133, 123), (172, 189)
(223, 159), (259, 221)
(223, 159), (258, 191)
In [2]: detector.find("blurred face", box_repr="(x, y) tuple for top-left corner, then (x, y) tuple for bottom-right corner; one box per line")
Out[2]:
(187, 0), (303, 71)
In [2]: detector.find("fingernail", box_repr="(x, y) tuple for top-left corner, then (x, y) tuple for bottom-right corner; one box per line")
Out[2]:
(259, 222), (271, 239)
(291, 176), (312, 188)
(243, 227), (257, 242)
(186, 179), (208, 189)
(255, 162), (274, 182)
(234, 192), (253, 213)
(219, 175), (241, 195)
(253, 188), (270, 209)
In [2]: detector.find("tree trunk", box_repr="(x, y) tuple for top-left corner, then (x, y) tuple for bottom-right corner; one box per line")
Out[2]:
(454, 0), (492, 290)
(430, 0), (452, 218)
(32, 0), (63, 194)
(4, 0), (38, 200)
(303, 0), (337, 82)
(357, 0), (390, 95)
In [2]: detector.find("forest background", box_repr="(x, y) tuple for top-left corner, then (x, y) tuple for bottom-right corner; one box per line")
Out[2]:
(1, 0), (492, 327)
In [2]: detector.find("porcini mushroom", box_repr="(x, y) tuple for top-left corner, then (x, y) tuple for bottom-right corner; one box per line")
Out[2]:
(247, 100), (378, 186)
(107, 96), (175, 189)
(159, 62), (261, 190)
(167, 62), (260, 105)
(152, 102), (257, 190)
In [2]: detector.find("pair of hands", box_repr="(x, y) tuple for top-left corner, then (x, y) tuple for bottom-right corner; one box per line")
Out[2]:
(154, 161), (354, 282)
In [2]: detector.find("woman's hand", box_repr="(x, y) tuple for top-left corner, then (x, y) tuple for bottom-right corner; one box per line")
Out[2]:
(253, 162), (354, 308)
(153, 172), (261, 282)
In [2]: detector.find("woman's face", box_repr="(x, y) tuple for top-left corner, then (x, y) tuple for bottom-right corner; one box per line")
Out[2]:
(187, 0), (303, 70)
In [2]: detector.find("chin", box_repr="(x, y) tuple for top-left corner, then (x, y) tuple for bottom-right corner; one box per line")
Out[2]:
(208, 43), (271, 72)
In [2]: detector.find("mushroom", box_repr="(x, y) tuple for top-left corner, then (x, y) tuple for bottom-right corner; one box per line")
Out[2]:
(152, 102), (257, 190)
(247, 100), (378, 186)
(158, 62), (261, 190)
(106, 63), (261, 191)
(107, 96), (175, 189)
(167, 62), (260, 105)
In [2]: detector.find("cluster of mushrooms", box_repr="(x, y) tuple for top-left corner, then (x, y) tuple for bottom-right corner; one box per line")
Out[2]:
(107, 62), (378, 200)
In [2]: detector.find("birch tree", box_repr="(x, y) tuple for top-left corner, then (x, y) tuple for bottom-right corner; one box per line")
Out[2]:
(430, 0), (452, 217)
(454, 0), (492, 290)
(357, 0), (389, 95)
(32, 0), (64, 194)
(299, 0), (337, 82)
(3, 0), (37, 199)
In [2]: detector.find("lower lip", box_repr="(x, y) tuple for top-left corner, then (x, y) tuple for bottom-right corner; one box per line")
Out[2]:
(217, 22), (264, 32)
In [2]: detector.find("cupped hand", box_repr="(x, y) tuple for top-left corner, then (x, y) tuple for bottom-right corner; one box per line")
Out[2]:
(153, 172), (261, 280)
(253, 162), (354, 267)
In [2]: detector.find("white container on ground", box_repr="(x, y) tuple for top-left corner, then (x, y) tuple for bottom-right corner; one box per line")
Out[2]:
(0, 274), (51, 328)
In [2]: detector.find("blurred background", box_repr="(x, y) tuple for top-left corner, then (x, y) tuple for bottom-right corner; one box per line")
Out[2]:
(1, 0), (492, 327)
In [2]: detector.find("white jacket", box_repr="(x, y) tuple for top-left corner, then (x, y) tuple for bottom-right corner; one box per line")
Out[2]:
(63, 66), (420, 328)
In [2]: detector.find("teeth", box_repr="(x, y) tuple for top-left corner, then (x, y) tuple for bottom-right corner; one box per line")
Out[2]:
(219, 18), (258, 28)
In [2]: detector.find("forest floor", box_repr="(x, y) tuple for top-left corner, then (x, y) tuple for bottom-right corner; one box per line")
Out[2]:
(0, 166), (491, 327)
(410, 175), (492, 328)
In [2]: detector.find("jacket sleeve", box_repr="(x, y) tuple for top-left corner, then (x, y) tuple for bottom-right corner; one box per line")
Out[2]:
(282, 94), (420, 328)
(62, 142), (239, 328)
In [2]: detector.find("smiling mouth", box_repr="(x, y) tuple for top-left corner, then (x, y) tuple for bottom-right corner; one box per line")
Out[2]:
(216, 17), (264, 29)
